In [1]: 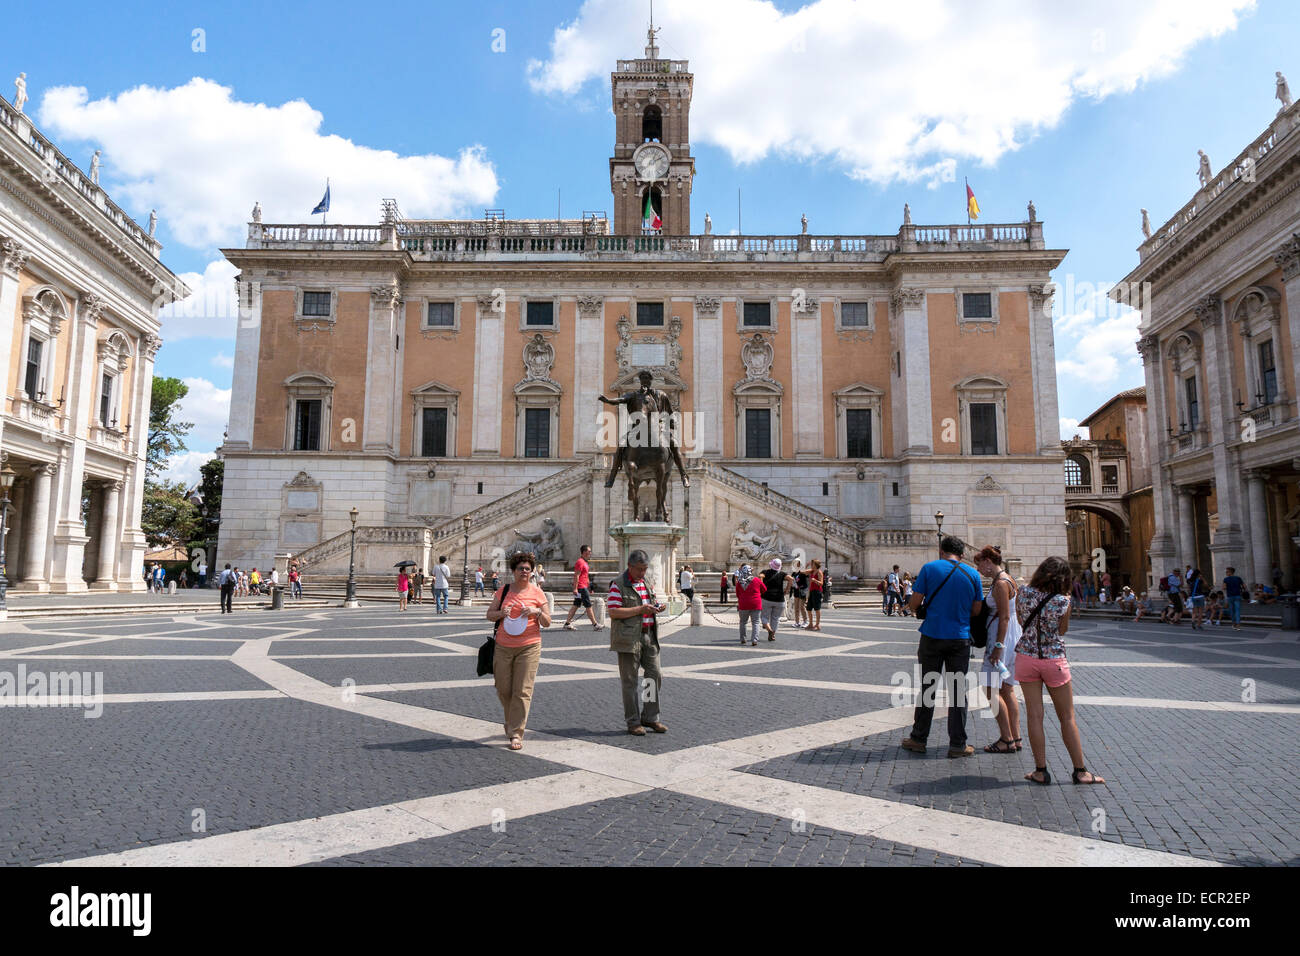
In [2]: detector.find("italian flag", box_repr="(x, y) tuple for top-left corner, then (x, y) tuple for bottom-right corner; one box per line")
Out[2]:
(643, 192), (662, 232)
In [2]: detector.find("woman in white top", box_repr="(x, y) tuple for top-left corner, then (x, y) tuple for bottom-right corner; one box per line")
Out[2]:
(974, 545), (1022, 754)
(679, 565), (695, 602)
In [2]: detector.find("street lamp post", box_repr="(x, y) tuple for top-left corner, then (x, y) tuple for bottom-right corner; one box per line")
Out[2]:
(459, 515), (471, 605)
(0, 459), (15, 618)
(934, 510), (945, 549)
(344, 506), (359, 608)
(820, 514), (830, 570)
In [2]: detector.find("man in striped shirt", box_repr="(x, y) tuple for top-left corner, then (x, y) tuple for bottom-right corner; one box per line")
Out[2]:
(607, 549), (667, 735)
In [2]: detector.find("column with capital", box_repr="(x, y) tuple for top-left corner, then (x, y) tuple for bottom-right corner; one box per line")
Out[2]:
(1274, 235), (1300, 420)
(362, 283), (402, 452)
(1175, 485), (1197, 570)
(0, 239), (31, 437)
(21, 463), (55, 590)
(889, 288), (932, 457)
(90, 480), (124, 591)
(1244, 471), (1272, 587)
(1138, 334), (1175, 586)
(1196, 295), (1245, 583)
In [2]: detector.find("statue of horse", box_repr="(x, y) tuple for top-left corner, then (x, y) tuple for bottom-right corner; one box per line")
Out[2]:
(624, 438), (679, 523)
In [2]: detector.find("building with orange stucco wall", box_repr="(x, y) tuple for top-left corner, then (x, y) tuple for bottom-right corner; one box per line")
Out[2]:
(217, 38), (1068, 583)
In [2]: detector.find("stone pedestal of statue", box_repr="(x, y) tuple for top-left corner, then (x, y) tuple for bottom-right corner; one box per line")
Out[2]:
(608, 521), (685, 599)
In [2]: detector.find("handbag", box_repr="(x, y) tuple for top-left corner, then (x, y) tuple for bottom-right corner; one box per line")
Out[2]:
(915, 559), (962, 622)
(970, 572), (1010, 649)
(476, 586), (509, 677)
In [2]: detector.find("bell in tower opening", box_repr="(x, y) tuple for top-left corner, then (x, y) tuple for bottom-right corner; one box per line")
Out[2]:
(642, 105), (662, 143)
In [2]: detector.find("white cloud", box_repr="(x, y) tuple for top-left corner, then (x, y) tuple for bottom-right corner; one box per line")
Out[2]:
(211, 352), (234, 370)
(1060, 418), (1090, 441)
(158, 257), (239, 342)
(38, 78), (500, 249)
(529, 0), (1252, 185)
(1055, 305), (1143, 385)
(163, 376), (231, 486)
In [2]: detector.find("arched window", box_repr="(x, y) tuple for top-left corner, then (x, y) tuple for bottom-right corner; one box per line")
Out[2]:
(1065, 454), (1090, 489)
(642, 105), (662, 142)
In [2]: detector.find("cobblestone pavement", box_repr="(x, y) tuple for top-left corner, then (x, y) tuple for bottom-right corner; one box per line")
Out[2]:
(2, 603), (1296, 866)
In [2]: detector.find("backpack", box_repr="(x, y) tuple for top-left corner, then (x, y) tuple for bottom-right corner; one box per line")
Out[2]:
(877, 580), (886, 592)
(1158, 577), (1169, 592)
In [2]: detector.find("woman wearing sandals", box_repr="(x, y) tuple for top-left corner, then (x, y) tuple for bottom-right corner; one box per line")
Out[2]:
(1187, 568), (1208, 629)
(973, 546), (1022, 755)
(806, 559), (825, 630)
(485, 550), (551, 751)
(1015, 556), (1106, 786)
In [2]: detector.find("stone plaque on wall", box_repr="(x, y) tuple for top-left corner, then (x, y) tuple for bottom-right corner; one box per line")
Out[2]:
(971, 495), (1006, 516)
(631, 342), (667, 367)
(839, 481), (882, 517)
(409, 479), (452, 517)
(283, 521), (319, 546)
(286, 490), (320, 511)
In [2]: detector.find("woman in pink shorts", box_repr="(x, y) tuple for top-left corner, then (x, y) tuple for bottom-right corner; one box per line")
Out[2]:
(1015, 556), (1105, 786)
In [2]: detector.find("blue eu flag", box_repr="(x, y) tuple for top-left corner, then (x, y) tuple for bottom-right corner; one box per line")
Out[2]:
(311, 180), (330, 215)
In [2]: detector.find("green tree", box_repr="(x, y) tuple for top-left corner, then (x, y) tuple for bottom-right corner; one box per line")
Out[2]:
(147, 376), (193, 479)
(142, 480), (199, 548)
(187, 456), (224, 555)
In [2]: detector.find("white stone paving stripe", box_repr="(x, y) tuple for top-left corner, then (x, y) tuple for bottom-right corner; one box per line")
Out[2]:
(668, 772), (1219, 867)
(47, 770), (649, 867)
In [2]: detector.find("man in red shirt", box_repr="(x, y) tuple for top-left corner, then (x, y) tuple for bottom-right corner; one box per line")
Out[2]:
(562, 544), (603, 630)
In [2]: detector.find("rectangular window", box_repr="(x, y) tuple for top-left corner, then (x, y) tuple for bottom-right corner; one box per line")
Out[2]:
(892, 482), (899, 496)
(1259, 340), (1278, 405)
(846, 408), (873, 458)
(525, 301), (554, 326)
(1184, 376), (1199, 429)
(962, 292), (993, 319)
(420, 407), (448, 458)
(822, 482), (829, 496)
(970, 403), (998, 455)
(301, 291), (331, 317)
(743, 302), (772, 327)
(636, 302), (664, 326)
(24, 338), (43, 398)
(841, 302), (871, 327)
(524, 408), (550, 457)
(426, 302), (455, 328)
(100, 373), (114, 426)
(293, 399), (322, 451)
(744, 408), (772, 458)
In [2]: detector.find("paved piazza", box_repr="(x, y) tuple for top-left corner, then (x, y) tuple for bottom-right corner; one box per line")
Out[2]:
(2, 604), (1298, 867)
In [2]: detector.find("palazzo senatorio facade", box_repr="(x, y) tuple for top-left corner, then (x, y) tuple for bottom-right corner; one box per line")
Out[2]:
(0, 92), (186, 594)
(1117, 90), (1300, 592)
(217, 38), (1068, 584)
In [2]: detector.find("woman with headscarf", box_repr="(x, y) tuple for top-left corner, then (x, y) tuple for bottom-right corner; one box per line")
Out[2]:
(760, 558), (793, 641)
(733, 564), (766, 646)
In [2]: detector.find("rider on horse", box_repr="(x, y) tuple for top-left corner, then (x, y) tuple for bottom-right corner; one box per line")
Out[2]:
(599, 370), (690, 489)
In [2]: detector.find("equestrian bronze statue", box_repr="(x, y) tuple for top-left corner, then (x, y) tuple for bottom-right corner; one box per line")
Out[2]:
(599, 370), (689, 522)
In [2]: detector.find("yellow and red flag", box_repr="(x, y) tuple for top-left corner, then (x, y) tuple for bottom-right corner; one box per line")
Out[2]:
(966, 182), (980, 220)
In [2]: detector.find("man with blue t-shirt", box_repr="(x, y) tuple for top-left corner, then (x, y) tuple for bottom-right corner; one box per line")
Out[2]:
(1223, 567), (1246, 630)
(901, 536), (984, 758)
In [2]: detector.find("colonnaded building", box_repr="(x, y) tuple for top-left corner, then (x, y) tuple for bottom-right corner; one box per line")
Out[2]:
(0, 90), (186, 593)
(1117, 86), (1300, 591)
(217, 33), (1068, 582)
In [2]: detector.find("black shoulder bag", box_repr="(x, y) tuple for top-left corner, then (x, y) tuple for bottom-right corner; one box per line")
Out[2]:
(477, 585), (510, 677)
(1021, 593), (1054, 659)
(915, 560), (961, 622)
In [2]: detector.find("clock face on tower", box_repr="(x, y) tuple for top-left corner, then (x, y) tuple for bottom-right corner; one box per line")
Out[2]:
(634, 143), (671, 181)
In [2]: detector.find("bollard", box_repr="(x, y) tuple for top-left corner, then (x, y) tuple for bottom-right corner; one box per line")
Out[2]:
(690, 595), (703, 627)
(546, 591), (555, 616)
(167, 581), (176, 595)
(594, 597), (607, 627)
(270, 586), (284, 610)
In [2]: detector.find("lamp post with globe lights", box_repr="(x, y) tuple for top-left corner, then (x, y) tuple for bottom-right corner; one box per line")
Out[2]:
(0, 458), (15, 618)
(344, 507), (359, 608)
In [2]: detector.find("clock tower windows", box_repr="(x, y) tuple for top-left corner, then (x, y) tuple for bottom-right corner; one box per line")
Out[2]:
(642, 105), (662, 142)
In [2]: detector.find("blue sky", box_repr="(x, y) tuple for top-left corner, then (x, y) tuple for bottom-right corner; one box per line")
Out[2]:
(3, 0), (1294, 482)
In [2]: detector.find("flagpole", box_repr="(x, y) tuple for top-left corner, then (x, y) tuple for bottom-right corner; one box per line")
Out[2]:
(965, 176), (969, 227)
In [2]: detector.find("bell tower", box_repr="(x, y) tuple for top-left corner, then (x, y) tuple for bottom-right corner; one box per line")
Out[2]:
(609, 21), (695, 236)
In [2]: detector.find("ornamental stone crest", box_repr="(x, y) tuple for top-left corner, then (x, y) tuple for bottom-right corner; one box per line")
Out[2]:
(287, 471), (316, 487)
(522, 332), (557, 383)
(740, 333), (775, 382)
(974, 474), (1005, 492)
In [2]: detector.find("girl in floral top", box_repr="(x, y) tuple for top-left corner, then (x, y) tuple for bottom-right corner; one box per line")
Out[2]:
(1015, 556), (1106, 786)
